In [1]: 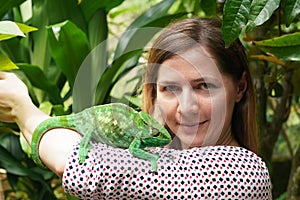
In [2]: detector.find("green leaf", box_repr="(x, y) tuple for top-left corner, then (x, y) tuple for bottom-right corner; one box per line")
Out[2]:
(255, 32), (300, 46)
(95, 0), (184, 105)
(114, 0), (177, 59)
(16, 22), (38, 34)
(0, 21), (37, 41)
(0, 54), (19, 70)
(283, 0), (300, 25)
(0, 145), (43, 180)
(80, 0), (124, 21)
(200, 0), (216, 17)
(222, 0), (251, 47)
(17, 64), (63, 104)
(94, 50), (142, 105)
(246, 0), (280, 32)
(72, 9), (108, 112)
(30, 0), (51, 69)
(254, 32), (300, 61)
(66, 193), (80, 200)
(30, 0), (85, 70)
(46, 0), (87, 32)
(0, 21), (25, 41)
(0, 0), (25, 19)
(47, 20), (90, 88)
(0, 134), (23, 161)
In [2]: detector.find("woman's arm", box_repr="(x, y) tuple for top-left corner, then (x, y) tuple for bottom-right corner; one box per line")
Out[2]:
(63, 143), (272, 199)
(0, 72), (81, 176)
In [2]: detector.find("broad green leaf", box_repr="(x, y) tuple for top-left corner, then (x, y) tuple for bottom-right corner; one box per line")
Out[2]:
(0, 0), (25, 19)
(20, 133), (31, 157)
(222, 0), (251, 47)
(16, 22), (38, 34)
(95, 50), (142, 105)
(0, 21), (37, 41)
(0, 144), (44, 180)
(0, 54), (19, 70)
(95, 0), (184, 105)
(46, 0), (87, 32)
(254, 32), (300, 61)
(283, 0), (300, 25)
(47, 20), (90, 88)
(255, 32), (300, 46)
(17, 64), (63, 104)
(0, 21), (25, 41)
(30, 0), (86, 70)
(80, 0), (124, 21)
(114, 0), (177, 59)
(111, 64), (144, 105)
(246, 0), (280, 32)
(73, 9), (108, 112)
(66, 193), (80, 200)
(200, 0), (216, 16)
(30, 0), (51, 69)
(257, 46), (300, 61)
(0, 133), (23, 161)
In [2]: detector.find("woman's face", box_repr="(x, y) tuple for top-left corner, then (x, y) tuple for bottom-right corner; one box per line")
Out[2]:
(155, 48), (245, 149)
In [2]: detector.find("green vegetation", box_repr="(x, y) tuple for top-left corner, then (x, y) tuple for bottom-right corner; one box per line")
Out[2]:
(0, 0), (299, 199)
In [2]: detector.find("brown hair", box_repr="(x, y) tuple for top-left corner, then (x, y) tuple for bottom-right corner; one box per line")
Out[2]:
(142, 18), (258, 153)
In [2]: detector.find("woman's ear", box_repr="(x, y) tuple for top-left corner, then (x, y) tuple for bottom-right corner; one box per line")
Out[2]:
(236, 72), (247, 102)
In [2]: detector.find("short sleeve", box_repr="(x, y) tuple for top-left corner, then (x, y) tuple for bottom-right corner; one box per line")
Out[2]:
(63, 143), (272, 199)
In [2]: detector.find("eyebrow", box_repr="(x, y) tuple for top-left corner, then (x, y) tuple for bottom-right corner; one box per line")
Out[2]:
(157, 77), (219, 85)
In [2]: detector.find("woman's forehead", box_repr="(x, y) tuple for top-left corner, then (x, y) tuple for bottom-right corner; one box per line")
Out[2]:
(157, 50), (222, 82)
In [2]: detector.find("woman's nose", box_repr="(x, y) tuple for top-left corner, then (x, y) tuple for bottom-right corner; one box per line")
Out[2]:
(177, 88), (199, 115)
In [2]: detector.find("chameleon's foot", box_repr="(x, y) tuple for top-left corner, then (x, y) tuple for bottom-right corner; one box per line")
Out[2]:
(149, 153), (160, 173)
(78, 148), (89, 164)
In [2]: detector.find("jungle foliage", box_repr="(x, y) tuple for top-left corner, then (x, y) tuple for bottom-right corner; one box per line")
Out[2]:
(0, 0), (299, 199)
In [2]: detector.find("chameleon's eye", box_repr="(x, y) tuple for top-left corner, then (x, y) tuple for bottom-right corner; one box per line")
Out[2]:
(150, 127), (160, 137)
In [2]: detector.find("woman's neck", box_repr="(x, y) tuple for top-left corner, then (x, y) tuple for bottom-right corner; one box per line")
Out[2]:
(216, 127), (240, 147)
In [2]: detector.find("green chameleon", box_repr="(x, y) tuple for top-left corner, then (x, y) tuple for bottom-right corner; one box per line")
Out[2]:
(31, 103), (171, 172)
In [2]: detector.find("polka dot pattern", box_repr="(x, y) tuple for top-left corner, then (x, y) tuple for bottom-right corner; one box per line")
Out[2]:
(63, 143), (272, 199)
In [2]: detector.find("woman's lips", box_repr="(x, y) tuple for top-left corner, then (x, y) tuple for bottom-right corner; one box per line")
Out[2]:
(178, 120), (208, 134)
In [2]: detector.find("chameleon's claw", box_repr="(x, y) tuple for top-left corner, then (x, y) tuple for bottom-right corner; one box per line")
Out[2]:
(79, 148), (89, 164)
(149, 153), (160, 172)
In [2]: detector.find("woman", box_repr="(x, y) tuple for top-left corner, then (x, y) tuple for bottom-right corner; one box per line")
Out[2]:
(143, 18), (257, 152)
(0, 18), (271, 199)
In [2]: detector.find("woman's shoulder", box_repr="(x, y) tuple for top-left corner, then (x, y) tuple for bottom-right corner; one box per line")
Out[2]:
(157, 145), (269, 173)
(159, 145), (266, 162)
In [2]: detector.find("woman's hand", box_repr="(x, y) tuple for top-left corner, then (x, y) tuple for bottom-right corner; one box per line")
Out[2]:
(0, 71), (49, 143)
(0, 72), (31, 122)
(0, 71), (81, 176)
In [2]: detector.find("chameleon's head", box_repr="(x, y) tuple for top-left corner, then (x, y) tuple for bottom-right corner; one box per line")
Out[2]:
(139, 111), (171, 147)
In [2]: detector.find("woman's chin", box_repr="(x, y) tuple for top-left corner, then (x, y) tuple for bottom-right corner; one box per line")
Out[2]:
(177, 136), (205, 149)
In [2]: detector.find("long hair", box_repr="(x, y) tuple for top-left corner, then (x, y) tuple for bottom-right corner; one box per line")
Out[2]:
(142, 18), (258, 153)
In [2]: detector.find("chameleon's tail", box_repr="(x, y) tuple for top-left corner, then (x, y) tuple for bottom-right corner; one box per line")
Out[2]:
(31, 116), (77, 168)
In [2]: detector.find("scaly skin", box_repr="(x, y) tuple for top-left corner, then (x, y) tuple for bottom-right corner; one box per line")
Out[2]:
(31, 103), (171, 172)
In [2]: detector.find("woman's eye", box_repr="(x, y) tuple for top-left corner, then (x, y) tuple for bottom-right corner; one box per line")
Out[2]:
(165, 85), (180, 92)
(197, 83), (216, 90)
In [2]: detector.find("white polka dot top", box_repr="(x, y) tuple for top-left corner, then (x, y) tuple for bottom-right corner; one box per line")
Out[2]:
(63, 143), (272, 199)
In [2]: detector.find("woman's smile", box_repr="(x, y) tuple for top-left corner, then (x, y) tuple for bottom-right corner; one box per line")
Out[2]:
(155, 48), (241, 148)
(177, 120), (208, 134)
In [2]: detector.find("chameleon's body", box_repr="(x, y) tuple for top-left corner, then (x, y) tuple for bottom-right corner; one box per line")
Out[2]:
(31, 103), (171, 172)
